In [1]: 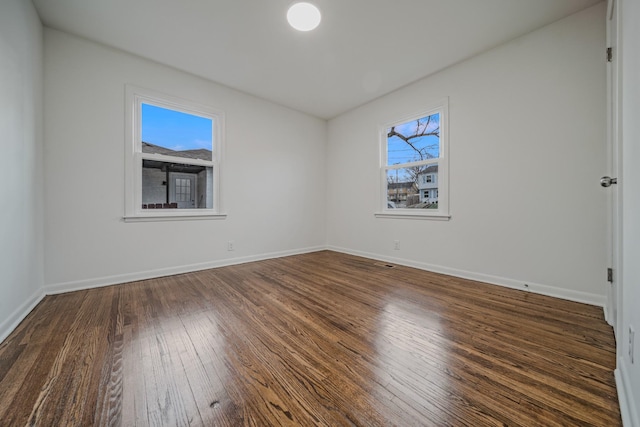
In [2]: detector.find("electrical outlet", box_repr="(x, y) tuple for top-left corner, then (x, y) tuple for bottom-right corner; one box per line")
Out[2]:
(227, 241), (235, 251)
(630, 326), (635, 364)
(393, 240), (400, 250)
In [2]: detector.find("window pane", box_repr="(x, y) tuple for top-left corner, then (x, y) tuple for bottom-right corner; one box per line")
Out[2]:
(387, 113), (439, 166)
(141, 103), (213, 161)
(142, 159), (213, 209)
(386, 163), (439, 209)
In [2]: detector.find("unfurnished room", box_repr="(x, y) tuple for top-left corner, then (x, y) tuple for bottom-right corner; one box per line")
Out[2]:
(1, 0), (639, 425)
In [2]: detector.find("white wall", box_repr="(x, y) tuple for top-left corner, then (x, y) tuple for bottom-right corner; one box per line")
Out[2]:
(43, 29), (326, 291)
(0, 0), (44, 341)
(618, 0), (640, 424)
(327, 4), (607, 304)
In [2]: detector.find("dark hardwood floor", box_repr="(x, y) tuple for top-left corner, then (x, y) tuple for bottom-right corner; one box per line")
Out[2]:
(0, 251), (620, 426)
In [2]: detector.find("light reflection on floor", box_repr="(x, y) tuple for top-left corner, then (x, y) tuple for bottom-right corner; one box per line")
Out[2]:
(374, 298), (457, 424)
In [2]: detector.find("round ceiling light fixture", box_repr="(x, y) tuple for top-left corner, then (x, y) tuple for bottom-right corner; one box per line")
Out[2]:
(287, 2), (321, 31)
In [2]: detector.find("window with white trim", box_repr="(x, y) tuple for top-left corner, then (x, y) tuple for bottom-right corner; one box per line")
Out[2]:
(124, 86), (225, 221)
(377, 99), (449, 219)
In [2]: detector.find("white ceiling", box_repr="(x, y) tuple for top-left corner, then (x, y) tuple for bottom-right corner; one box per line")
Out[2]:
(32, 0), (601, 119)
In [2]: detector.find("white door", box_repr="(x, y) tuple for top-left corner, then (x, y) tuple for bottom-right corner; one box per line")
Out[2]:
(170, 173), (196, 209)
(604, 0), (621, 338)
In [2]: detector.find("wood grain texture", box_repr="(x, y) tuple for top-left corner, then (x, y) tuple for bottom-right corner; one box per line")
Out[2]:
(0, 251), (620, 426)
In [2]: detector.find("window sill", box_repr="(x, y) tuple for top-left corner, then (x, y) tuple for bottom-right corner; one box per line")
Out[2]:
(123, 212), (227, 223)
(374, 211), (451, 221)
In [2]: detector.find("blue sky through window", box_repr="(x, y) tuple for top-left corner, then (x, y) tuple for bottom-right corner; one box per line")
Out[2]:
(142, 103), (212, 152)
(387, 113), (440, 166)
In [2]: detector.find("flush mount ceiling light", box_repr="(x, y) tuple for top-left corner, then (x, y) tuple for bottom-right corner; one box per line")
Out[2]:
(287, 2), (321, 31)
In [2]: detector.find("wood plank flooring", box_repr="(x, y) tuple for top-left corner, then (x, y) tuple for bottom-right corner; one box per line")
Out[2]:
(0, 251), (620, 426)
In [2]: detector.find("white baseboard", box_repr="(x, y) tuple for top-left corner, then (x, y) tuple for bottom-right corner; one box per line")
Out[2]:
(3, 245), (607, 346)
(327, 245), (606, 307)
(0, 288), (46, 344)
(44, 245), (326, 295)
(616, 361), (640, 427)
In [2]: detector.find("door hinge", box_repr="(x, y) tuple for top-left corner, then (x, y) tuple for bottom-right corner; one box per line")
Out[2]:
(607, 268), (613, 283)
(607, 47), (613, 62)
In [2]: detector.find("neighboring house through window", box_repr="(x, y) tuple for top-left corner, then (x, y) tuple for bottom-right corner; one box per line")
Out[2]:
(418, 165), (438, 204)
(124, 86), (225, 221)
(376, 99), (449, 219)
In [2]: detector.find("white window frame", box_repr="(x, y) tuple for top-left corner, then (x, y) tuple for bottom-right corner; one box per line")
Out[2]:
(124, 85), (226, 222)
(375, 98), (450, 220)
